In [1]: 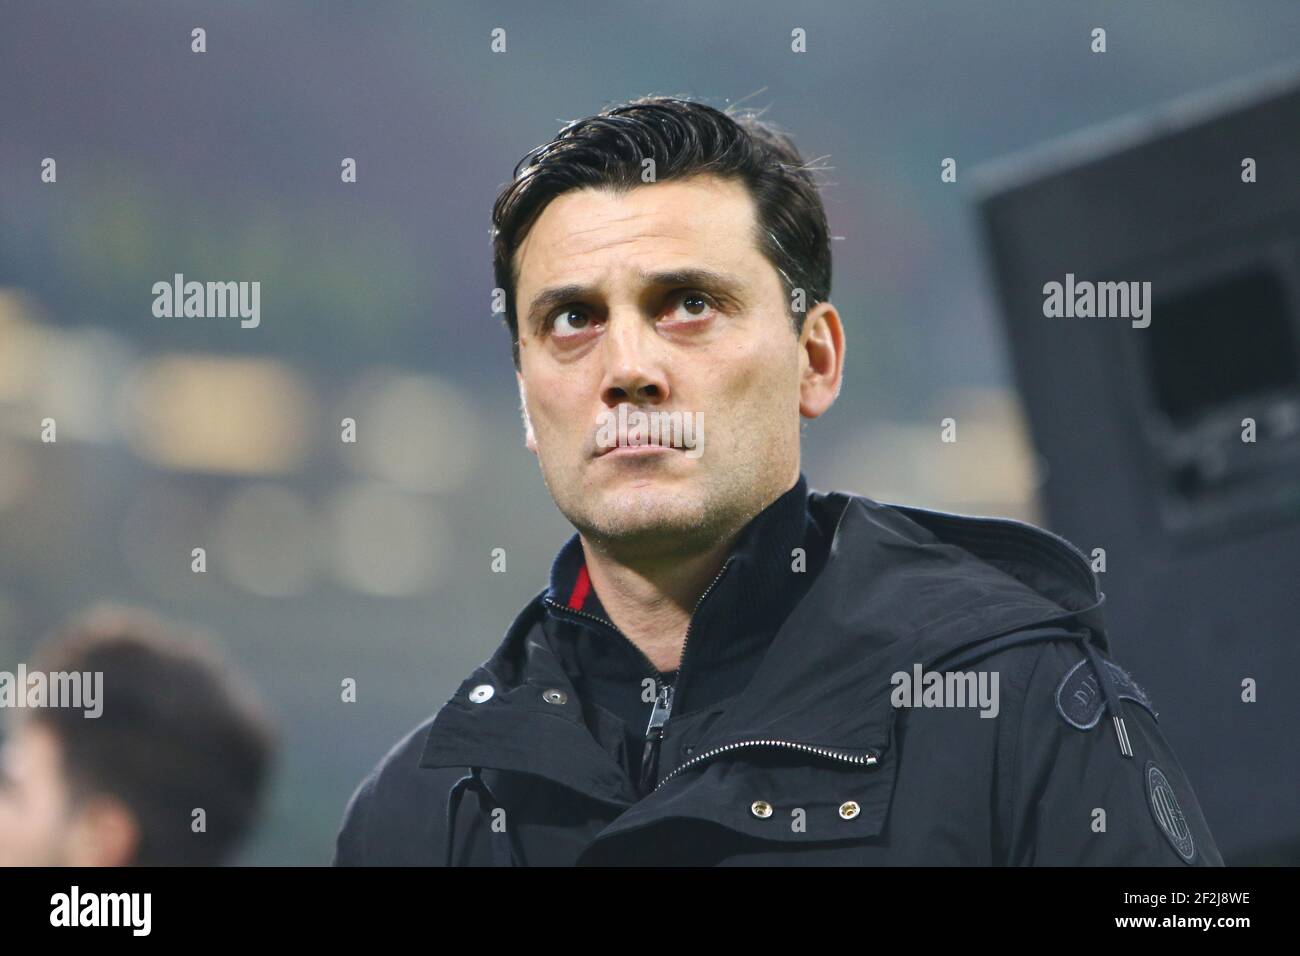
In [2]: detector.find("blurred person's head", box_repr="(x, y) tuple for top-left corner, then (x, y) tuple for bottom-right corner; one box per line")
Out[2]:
(0, 605), (274, 866)
(492, 96), (845, 560)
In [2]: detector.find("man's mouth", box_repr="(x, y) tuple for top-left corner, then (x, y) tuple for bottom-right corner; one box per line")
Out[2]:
(590, 406), (706, 459)
(595, 441), (679, 458)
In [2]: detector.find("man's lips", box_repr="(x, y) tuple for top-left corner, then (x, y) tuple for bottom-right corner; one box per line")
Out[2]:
(595, 442), (679, 458)
(589, 405), (705, 458)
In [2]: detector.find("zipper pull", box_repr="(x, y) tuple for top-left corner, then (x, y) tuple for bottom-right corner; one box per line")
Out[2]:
(639, 681), (674, 792)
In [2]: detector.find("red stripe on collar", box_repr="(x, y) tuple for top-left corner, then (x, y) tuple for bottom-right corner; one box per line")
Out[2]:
(567, 563), (592, 611)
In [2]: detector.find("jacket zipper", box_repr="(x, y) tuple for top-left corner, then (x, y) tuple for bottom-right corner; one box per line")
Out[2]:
(541, 596), (677, 794)
(638, 559), (733, 789)
(546, 560), (734, 793)
(654, 620), (1095, 793)
(653, 621), (1081, 793)
(671, 559), (732, 695)
(655, 739), (879, 792)
(638, 682), (674, 792)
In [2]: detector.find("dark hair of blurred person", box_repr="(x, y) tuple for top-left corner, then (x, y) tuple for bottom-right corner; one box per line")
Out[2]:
(0, 605), (275, 866)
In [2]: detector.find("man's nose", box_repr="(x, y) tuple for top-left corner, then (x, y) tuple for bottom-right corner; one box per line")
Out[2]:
(598, 314), (669, 406)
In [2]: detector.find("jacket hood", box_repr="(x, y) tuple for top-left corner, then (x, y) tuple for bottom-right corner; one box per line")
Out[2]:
(420, 489), (1107, 804)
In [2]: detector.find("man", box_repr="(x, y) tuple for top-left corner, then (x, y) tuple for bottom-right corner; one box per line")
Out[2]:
(0, 605), (274, 865)
(335, 96), (1222, 866)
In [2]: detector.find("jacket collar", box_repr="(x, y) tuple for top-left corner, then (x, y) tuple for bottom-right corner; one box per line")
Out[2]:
(419, 488), (1105, 805)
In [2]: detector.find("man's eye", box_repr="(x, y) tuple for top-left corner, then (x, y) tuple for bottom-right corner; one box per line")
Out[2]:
(666, 291), (717, 322)
(551, 309), (594, 337)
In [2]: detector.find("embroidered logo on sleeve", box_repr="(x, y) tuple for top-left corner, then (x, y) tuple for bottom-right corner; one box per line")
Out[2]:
(1055, 656), (1158, 730)
(1146, 762), (1196, 863)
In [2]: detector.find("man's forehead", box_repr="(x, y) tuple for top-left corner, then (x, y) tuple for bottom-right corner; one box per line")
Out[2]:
(514, 175), (763, 296)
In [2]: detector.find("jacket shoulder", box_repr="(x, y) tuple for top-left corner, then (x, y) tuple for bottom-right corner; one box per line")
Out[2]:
(1007, 638), (1223, 865)
(333, 714), (464, 866)
(1010, 638), (1162, 749)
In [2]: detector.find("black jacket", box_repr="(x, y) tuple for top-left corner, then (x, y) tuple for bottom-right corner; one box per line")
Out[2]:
(334, 487), (1223, 866)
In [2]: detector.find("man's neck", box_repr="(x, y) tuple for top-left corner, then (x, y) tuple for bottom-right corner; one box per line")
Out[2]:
(578, 533), (737, 673)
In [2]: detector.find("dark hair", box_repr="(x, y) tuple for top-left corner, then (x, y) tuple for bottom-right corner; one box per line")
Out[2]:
(29, 605), (275, 866)
(491, 95), (832, 368)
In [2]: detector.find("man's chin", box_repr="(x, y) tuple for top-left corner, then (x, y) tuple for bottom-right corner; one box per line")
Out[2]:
(587, 451), (694, 495)
(572, 478), (711, 545)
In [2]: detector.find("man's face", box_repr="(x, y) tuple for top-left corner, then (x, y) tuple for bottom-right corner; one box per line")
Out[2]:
(0, 721), (79, 865)
(0, 720), (136, 866)
(513, 174), (833, 556)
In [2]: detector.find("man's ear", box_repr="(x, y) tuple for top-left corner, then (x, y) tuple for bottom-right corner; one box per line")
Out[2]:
(66, 795), (140, 867)
(798, 301), (846, 419)
(516, 372), (538, 455)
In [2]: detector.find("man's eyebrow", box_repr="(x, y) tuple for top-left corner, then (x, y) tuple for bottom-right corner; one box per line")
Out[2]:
(523, 268), (747, 330)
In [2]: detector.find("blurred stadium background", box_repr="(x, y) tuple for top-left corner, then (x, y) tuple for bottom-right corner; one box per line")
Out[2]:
(2, 1), (1298, 863)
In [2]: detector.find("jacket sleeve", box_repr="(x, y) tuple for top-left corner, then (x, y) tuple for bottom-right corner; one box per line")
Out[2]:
(331, 718), (453, 866)
(1005, 639), (1224, 866)
(332, 770), (378, 866)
